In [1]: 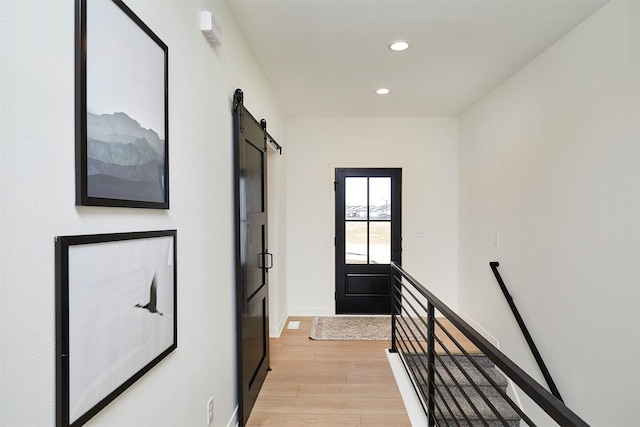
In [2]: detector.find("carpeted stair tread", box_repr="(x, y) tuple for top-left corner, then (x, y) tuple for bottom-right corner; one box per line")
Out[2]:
(403, 353), (520, 426)
(404, 354), (508, 388)
(431, 384), (520, 423)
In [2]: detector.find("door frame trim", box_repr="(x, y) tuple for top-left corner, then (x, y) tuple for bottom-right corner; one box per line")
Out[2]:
(334, 167), (403, 314)
(328, 163), (407, 313)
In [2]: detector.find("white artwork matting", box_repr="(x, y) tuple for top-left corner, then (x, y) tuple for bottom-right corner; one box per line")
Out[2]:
(56, 230), (176, 426)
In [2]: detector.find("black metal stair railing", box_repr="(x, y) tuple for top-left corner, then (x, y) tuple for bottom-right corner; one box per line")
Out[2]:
(489, 261), (563, 402)
(390, 262), (589, 427)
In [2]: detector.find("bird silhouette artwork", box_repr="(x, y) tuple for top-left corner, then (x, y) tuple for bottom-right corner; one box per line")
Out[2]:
(134, 274), (163, 315)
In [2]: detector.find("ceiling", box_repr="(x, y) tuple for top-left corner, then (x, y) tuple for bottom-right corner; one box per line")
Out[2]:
(227, 0), (607, 117)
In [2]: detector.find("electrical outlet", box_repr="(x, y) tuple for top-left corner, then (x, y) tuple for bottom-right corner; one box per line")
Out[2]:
(207, 396), (214, 425)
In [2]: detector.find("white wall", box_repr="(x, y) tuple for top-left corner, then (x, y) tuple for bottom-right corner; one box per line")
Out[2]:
(458, 1), (639, 425)
(267, 147), (288, 336)
(286, 117), (458, 315)
(0, 1), (286, 426)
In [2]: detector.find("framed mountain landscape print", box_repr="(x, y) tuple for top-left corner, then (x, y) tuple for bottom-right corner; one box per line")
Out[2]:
(76, 0), (169, 208)
(55, 230), (177, 427)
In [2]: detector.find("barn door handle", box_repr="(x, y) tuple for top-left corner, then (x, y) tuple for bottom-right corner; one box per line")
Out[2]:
(265, 252), (273, 270)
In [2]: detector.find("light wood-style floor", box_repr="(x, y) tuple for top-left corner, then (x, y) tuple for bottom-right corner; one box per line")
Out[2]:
(246, 316), (412, 427)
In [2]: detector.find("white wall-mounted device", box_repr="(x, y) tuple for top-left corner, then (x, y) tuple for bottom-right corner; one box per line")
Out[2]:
(200, 11), (222, 46)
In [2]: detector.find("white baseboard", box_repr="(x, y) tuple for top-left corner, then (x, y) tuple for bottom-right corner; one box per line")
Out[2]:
(287, 306), (333, 316)
(270, 310), (288, 338)
(386, 349), (429, 426)
(458, 310), (500, 347)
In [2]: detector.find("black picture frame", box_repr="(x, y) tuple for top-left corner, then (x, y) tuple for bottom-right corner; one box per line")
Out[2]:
(76, 0), (169, 209)
(55, 230), (177, 427)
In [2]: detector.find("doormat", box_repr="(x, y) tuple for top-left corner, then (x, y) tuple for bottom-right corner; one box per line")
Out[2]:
(309, 316), (391, 340)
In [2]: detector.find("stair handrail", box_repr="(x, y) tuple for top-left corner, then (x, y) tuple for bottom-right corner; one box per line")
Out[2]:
(390, 262), (588, 427)
(490, 261), (563, 402)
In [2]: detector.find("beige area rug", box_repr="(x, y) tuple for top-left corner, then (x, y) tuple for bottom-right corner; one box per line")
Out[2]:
(308, 316), (479, 354)
(309, 316), (391, 340)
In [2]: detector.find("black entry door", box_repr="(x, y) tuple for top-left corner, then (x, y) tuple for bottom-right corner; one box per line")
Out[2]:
(335, 168), (402, 314)
(233, 90), (270, 426)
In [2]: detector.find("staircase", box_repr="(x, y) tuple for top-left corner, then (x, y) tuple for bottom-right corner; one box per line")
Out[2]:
(406, 354), (520, 426)
(391, 262), (589, 427)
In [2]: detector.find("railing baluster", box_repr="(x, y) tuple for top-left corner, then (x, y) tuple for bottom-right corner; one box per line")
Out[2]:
(427, 302), (436, 427)
(391, 272), (398, 353)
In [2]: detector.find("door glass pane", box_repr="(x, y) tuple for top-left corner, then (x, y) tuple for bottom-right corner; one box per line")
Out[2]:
(345, 177), (367, 219)
(369, 177), (391, 220)
(369, 222), (391, 264)
(345, 222), (367, 264)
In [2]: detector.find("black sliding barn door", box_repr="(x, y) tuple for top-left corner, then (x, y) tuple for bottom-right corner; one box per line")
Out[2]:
(335, 168), (402, 314)
(233, 89), (270, 426)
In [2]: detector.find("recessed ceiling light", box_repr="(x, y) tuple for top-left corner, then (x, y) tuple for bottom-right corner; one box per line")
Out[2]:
(376, 88), (390, 95)
(389, 40), (410, 52)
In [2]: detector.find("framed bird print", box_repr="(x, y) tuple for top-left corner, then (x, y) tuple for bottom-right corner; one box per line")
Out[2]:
(55, 230), (177, 427)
